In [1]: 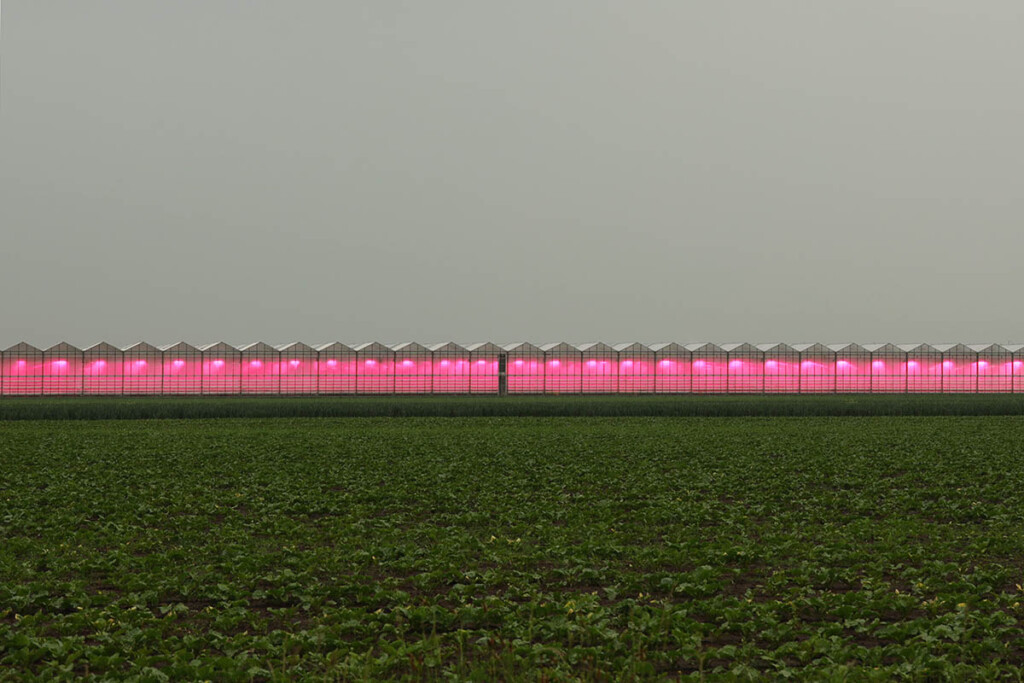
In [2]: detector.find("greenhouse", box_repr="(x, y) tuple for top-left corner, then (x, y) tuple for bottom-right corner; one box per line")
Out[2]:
(1, 341), (1023, 395)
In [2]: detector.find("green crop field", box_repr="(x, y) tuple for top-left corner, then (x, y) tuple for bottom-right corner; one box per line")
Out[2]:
(3, 417), (1024, 680)
(5, 395), (1024, 421)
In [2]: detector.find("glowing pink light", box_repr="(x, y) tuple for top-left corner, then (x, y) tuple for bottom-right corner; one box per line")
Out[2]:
(133, 360), (147, 368)
(693, 360), (707, 369)
(549, 360), (561, 368)
(439, 359), (450, 367)
(1015, 361), (1023, 370)
(729, 360), (743, 369)
(801, 361), (818, 369)
(907, 360), (919, 370)
(94, 360), (107, 369)
(289, 359), (301, 368)
(942, 361), (954, 370)
(16, 360), (26, 367)
(476, 360), (486, 365)
(872, 361), (884, 370)
(765, 360), (778, 369)
(212, 359), (225, 368)
(621, 360), (633, 368)
(514, 359), (524, 367)
(53, 360), (68, 369)
(659, 360), (673, 368)
(978, 360), (989, 370)
(250, 360), (262, 369)
(365, 359), (376, 367)
(326, 359), (338, 368)
(836, 360), (851, 369)
(172, 359), (185, 369)
(401, 360), (414, 368)
(586, 360), (597, 368)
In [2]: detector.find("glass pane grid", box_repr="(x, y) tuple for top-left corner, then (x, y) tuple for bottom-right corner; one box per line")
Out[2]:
(1, 342), (1022, 395)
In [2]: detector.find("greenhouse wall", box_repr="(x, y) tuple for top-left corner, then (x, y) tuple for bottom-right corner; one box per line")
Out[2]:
(543, 344), (582, 394)
(834, 346), (871, 393)
(393, 344), (432, 395)
(241, 344), (280, 395)
(279, 344), (319, 395)
(724, 344), (763, 394)
(580, 344), (617, 394)
(869, 345), (907, 393)
(941, 346), (977, 393)
(162, 344), (202, 395)
(123, 344), (163, 394)
(976, 349), (1013, 393)
(796, 345), (835, 394)
(2, 344), (44, 395)
(905, 346), (942, 394)
(467, 344), (501, 394)
(505, 344), (544, 394)
(4, 341), (1024, 396)
(1014, 347), (1024, 394)
(83, 344), (123, 395)
(202, 344), (242, 395)
(317, 344), (357, 395)
(616, 344), (655, 394)
(763, 345), (799, 394)
(356, 344), (394, 395)
(43, 344), (83, 396)
(653, 344), (690, 394)
(690, 345), (727, 394)
(430, 344), (471, 395)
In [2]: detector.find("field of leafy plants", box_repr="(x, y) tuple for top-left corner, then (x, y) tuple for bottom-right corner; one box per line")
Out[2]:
(5, 394), (1024, 421)
(3, 416), (1024, 680)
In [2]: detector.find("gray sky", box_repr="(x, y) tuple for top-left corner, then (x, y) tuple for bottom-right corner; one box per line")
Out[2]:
(2, 1), (1023, 349)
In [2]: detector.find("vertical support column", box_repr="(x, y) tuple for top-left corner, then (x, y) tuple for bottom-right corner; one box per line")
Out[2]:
(498, 354), (507, 396)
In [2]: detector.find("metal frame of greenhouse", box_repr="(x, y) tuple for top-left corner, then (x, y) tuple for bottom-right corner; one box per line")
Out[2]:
(2, 341), (1024, 395)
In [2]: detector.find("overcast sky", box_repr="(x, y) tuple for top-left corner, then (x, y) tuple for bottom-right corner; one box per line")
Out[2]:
(2, 2), (1023, 349)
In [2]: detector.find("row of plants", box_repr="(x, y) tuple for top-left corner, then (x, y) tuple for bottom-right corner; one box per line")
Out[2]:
(3, 416), (1024, 678)
(4, 394), (1024, 420)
